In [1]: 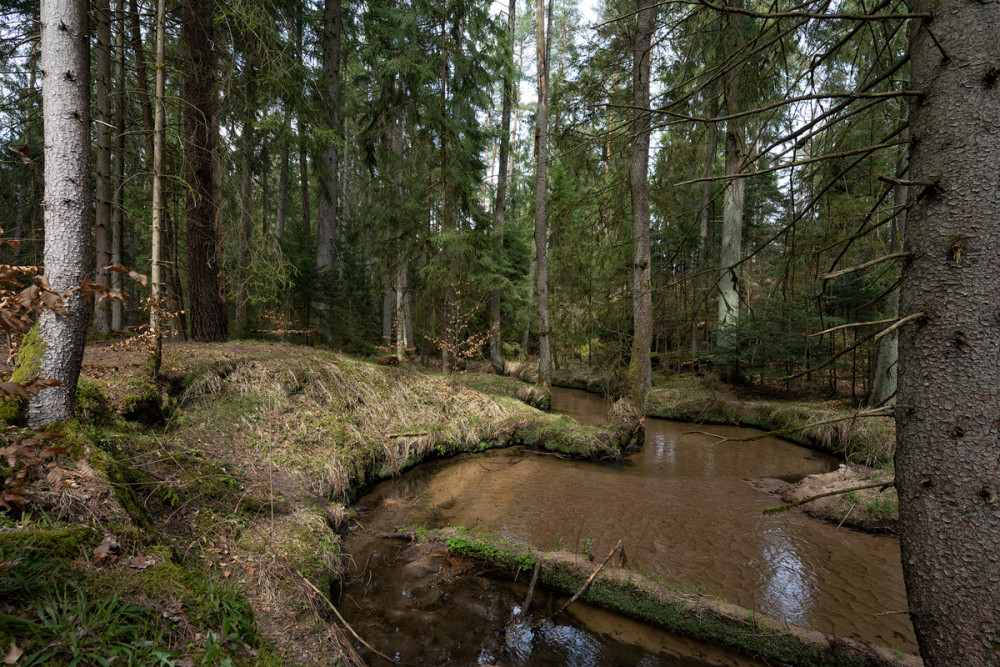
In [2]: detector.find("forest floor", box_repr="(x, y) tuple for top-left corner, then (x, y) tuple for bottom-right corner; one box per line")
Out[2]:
(0, 341), (900, 665)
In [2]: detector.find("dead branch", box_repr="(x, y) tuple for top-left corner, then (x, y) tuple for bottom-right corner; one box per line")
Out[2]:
(682, 407), (893, 446)
(877, 175), (936, 188)
(809, 318), (897, 337)
(762, 481), (894, 515)
(820, 252), (910, 280)
(300, 572), (402, 664)
(386, 431), (429, 439)
(520, 560), (542, 617)
(536, 538), (623, 626)
(873, 312), (926, 341)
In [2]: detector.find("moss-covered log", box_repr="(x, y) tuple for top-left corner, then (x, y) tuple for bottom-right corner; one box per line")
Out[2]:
(390, 527), (920, 667)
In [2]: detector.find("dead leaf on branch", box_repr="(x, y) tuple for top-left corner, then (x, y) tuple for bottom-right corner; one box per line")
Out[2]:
(104, 264), (148, 287)
(7, 143), (37, 166)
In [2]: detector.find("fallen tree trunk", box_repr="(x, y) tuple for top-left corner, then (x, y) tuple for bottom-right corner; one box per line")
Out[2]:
(388, 527), (920, 667)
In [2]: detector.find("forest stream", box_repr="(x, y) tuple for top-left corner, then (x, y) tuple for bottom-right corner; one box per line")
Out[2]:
(339, 387), (915, 665)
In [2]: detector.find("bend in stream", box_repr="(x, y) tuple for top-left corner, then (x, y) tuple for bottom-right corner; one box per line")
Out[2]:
(339, 386), (915, 665)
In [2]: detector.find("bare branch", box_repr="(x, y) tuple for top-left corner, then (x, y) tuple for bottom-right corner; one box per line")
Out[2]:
(820, 251), (910, 280)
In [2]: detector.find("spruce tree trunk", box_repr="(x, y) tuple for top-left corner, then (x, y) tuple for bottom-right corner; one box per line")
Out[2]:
(870, 148), (907, 406)
(316, 0), (340, 274)
(30, 0), (93, 425)
(237, 115), (254, 327)
(490, 0), (517, 375)
(625, 0), (654, 412)
(534, 0), (551, 388)
(182, 0), (228, 341)
(276, 107), (290, 242)
(93, 0), (113, 334)
(128, 0), (154, 165)
(111, 1), (125, 332)
(715, 0), (745, 383)
(299, 139), (311, 234)
(692, 100), (717, 364)
(896, 3), (1000, 663)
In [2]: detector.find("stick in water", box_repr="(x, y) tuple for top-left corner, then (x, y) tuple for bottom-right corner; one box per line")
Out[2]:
(536, 538), (623, 626)
(300, 572), (401, 664)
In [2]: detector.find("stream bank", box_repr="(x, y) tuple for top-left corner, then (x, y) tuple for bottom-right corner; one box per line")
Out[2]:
(1, 341), (907, 665)
(0, 341), (631, 665)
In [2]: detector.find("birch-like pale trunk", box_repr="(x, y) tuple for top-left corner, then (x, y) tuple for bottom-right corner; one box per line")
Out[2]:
(30, 0), (93, 425)
(93, 0), (113, 334)
(715, 0), (745, 383)
(534, 0), (551, 388)
(149, 0), (166, 371)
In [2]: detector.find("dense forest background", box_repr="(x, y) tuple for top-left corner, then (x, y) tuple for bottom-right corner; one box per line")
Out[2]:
(0, 0), (909, 402)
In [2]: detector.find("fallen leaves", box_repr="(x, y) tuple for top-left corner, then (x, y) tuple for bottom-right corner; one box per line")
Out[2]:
(93, 537), (119, 565)
(128, 555), (155, 569)
(3, 642), (22, 665)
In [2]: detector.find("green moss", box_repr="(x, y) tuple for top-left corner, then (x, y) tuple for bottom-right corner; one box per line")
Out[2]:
(0, 325), (45, 425)
(0, 525), (97, 559)
(441, 528), (890, 666)
(103, 459), (159, 537)
(75, 378), (113, 425)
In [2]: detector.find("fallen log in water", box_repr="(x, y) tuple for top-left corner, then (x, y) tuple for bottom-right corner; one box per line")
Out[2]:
(382, 527), (921, 667)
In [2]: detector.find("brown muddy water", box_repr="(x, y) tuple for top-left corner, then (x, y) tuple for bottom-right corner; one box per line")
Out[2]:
(339, 387), (915, 665)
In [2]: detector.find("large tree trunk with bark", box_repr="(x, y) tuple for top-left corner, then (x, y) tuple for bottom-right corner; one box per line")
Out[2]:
(624, 0), (654, 415)
(111, 2), (125, 332)
(316, 0), (340, 274)
(30, 0), (93, 425)
(533, 0), (551, 390)
(93, 0), (113, 334)
(715, 0), (745, 383)
(489, 0), (517, 375)
(896, 3), (1000, 664)
(182, 0), (228, 341)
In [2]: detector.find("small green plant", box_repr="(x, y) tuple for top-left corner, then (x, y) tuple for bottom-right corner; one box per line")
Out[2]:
(579, 537), (595, 556)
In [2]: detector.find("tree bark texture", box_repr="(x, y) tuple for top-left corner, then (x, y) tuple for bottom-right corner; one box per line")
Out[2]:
(93, 0), (113, 334)
(715, 0), (745, 382)
(490, 0), (517, 375)
(316, 0), (341, 273)
(692, 98), (717, 362)
(111, 2), (125, 331)
(30, 0), (93, 425)
(128, 0), (155, 165)
(896, 3), (1000, 664)
(276, 109), (290, 241)
(182, 0), (228, 341)
(625, 0), (654, 410)
(534, 0), (551, 388)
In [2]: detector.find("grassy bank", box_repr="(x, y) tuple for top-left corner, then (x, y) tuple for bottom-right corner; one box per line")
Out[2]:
(0, 341), (630, 666)
(480, 358), (895, 467)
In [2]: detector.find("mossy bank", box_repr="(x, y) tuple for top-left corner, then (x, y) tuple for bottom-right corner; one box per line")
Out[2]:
(0, 341), (632, 666)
